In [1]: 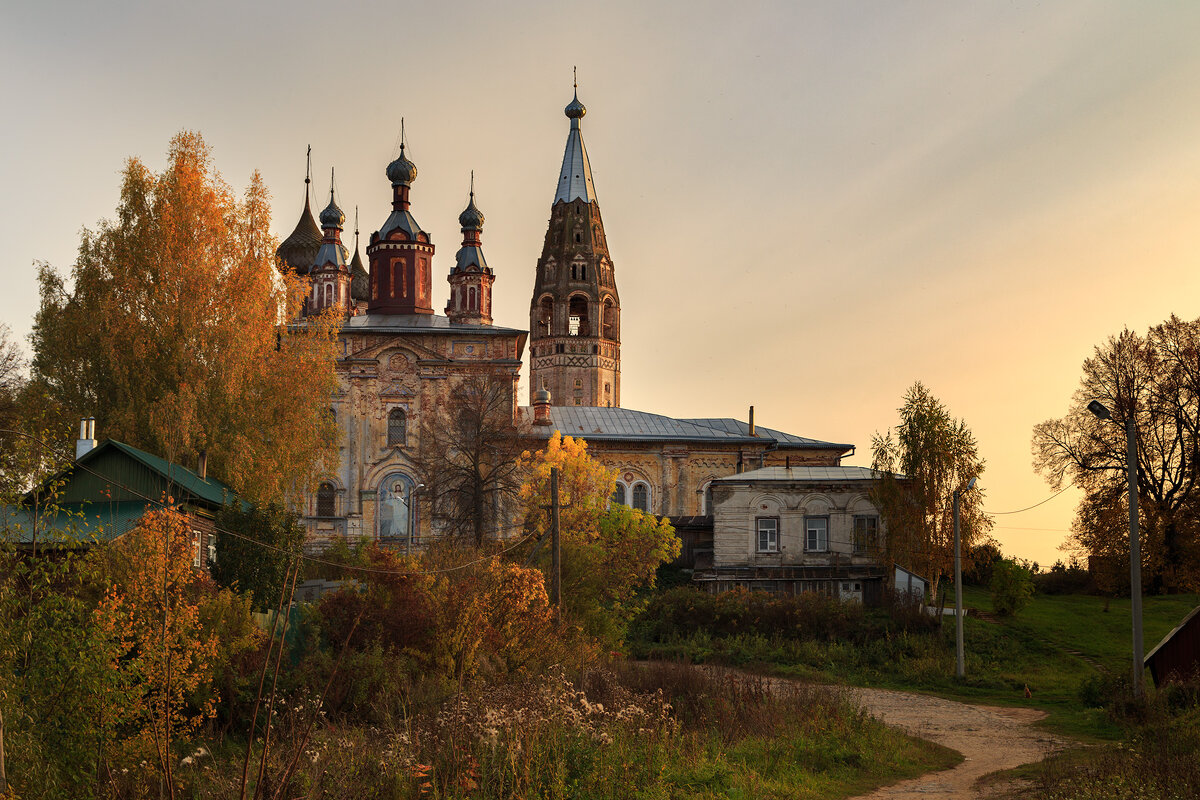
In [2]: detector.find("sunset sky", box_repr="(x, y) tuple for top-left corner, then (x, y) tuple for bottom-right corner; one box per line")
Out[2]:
(4, 1), (1200, 566)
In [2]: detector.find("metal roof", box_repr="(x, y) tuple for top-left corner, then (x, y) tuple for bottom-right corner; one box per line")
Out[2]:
(378, 209), (427, 241)
(555, 116), (597, 204)
(343, 313), (525, 336)
(714, 466), (884, 483)
(97, 440), (233, 507)
(1, 500), (147, 546)
(684, 418), (853, 449)
(521, 406), (851, 450)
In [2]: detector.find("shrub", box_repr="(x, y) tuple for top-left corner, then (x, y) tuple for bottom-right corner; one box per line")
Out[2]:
(990, 559), (1034, 616)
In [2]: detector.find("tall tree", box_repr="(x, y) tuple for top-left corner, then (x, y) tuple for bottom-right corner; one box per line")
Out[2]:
(871, 382), (990, 599)
(1033, 315), (1200, 592)
(414, 370), (529, 546)
(518, 433), (679, 645)
(30, 132), (340, 504)
(211, 502), (306, 611)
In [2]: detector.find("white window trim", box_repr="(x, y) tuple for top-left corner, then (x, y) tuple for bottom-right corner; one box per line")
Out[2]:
(631, 481), (651, 513)
(756, 516), (779, 553)
(805, 516), (829, 553)
(192, 530), (203, 569)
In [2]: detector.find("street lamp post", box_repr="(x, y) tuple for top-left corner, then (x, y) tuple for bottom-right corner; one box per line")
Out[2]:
(1087, 400), (1144, 697)
(953, 476), (977, 679)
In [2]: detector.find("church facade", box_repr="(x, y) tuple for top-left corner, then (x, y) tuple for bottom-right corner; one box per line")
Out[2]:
(278, 90), (853, 547)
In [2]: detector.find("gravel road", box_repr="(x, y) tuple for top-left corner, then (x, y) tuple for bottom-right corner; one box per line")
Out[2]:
(845, 686), (1067, 799)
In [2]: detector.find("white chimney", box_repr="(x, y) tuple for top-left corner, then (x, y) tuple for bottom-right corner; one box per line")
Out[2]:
(75, 417), (97, 460)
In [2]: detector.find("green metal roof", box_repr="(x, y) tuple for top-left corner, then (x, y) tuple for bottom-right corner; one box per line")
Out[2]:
(0, 500), (149, 547)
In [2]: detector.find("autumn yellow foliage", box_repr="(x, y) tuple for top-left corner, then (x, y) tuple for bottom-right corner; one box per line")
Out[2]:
(32, 131), (340, 504)
(518, 432), (679, 646)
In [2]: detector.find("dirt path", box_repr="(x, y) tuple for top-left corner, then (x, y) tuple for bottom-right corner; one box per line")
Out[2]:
(844, 686), (1067, 799)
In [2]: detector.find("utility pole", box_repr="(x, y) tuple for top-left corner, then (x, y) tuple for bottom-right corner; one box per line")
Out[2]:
(1125, 415), (1145, 697)
(953, 476), (976, 679)
(1087, 400), (1144, 697)
(550, 467), (561, 620)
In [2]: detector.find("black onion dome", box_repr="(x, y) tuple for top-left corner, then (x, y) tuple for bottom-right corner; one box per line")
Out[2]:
(319, 195), (345, 228)
(386, 144), (417, 185)
(564, 91), (586, 119)
(275, 196), (322, 275)
(350, 248), (369, 301)
(458, 195), (484, 230)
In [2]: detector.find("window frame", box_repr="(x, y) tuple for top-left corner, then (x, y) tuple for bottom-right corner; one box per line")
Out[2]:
(805, 515), (829, 553)
(387, 407), (407, 448)
(316, 482), (337, 517)
(612, 483), (627, 507)
(631, 482), (650, 513)
(853, 515), (879, 555)
(192, 530), (203, 569)
(756, 516), (779, 553)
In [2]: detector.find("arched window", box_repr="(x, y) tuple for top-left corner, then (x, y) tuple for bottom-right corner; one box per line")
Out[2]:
(316, 482), (336, 517)
(612, 483), (626, 506)
(377, 473), (414, 541)
(602, 298), (617, 340)
(468, 286), (477, 310)
(538, 297), (554, 335)
(580, 265), (587, 281)
(702, 482), (713, 515)
(325, 283), (333, 307)
(387, 408), (407, 447)
(632, 483), (649, 513)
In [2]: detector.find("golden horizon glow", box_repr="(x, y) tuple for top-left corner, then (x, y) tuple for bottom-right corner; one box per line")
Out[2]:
(4, 1), (1200, 567)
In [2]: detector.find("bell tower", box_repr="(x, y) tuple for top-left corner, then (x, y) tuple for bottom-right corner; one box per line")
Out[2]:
(528, 84), (620, 407)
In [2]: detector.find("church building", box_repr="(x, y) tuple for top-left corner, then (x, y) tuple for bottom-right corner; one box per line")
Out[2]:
(277, 88), (853, 549)
(276, 141), (524, 545)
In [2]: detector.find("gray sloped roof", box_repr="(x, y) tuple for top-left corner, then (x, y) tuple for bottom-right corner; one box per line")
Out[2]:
(683, 419), (851, 449)
(341, 313), (525, 336)
(521, 406), (851, 450)
(714, 466), (885, 483)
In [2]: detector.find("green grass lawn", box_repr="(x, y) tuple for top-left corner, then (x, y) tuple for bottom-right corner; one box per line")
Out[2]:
(632, 588), (1200, 741)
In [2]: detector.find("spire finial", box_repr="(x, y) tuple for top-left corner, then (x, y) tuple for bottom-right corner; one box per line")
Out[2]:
(354, 205), (359, 238)
(573, 65), (577, 91)
(329, 167), (335, 201)
(305, 145), (312, 185)
(400, 117), (406, 153)
(470, 169), (475, 199)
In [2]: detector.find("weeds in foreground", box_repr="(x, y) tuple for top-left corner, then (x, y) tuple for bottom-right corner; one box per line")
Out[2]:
(168, 661), (952, 799)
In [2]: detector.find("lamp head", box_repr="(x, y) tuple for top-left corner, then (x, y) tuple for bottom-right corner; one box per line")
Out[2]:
(1087, 400), (1111, 420)
(966, 476), (977, 491)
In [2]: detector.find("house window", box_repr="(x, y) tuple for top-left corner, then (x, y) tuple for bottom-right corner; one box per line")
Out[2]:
(317, 482), (336, 517)
(208, 537), (217, 566)
(757, 517), (779, 553)
(806, 517), (829, 552)
(192, 531), (203, 568)
(632, 482), (649, 512)
(387, 408), (407, 447)
(853, 516), (879, 555)
(612, 484), (626, 506)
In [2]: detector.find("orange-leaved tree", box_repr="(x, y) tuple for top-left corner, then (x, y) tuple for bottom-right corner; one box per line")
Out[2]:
(93, 507), (225, 778)
(31, 131), (340, 504)
(518, 432), (679, 646)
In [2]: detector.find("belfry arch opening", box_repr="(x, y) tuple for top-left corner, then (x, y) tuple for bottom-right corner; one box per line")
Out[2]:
(602, 297), (617, 341)
(538, 296), (554, 335)
(568, 296), (589, 337)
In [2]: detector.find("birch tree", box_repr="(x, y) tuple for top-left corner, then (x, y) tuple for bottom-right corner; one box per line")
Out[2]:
(30, 132), (339, 504)
(872, 382), (990, 599)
